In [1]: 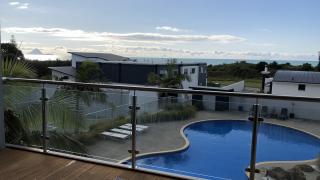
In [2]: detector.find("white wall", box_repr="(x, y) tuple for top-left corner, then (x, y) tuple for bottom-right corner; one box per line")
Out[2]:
(272, 82), (320, 97)
(227, 96), (320, 121)
(180, 65), (199, 89)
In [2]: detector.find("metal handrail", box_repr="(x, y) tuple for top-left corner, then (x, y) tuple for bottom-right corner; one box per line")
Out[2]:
(3, 77), (320, 102)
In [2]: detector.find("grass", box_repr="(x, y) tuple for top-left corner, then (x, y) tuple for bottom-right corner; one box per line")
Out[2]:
(207, 76), (261, 89)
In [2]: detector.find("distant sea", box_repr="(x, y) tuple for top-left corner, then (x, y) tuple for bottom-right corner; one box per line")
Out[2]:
(133, 57), (319, 66)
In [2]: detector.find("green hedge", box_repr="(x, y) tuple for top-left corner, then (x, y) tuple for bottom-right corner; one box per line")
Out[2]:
(138, 104), (196, 123)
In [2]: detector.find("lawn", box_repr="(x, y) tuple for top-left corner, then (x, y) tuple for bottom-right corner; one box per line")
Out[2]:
(207, 77), (261, 89)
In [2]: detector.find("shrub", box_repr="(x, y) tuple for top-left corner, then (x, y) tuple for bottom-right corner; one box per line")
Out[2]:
(138, 104), (196, 123)
(293, 164), (314, 173)
(288, 167), (306, 180)
(76, 116), (130, 145)
(267, 167), (290, 180)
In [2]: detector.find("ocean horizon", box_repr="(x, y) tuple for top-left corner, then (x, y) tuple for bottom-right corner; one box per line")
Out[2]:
(133, 57), (319, 66)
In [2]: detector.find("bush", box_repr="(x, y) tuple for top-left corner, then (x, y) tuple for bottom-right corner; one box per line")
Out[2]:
(267, 167), (290, 180)
(76, 116), (130, 145)
(138, 104), (196, 123)
(293, 164), (314, 173)
(288, 167), (306, 180)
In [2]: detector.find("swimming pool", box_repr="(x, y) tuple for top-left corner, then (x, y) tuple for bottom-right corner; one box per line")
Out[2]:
(135, 120), (320, 180)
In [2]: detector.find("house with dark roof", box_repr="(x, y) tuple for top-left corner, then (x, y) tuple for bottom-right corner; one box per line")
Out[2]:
(49, 52), (207, 89)
(271, 70), (320, 97)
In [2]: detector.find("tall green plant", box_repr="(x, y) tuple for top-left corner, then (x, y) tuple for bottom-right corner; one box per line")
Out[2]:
(3, 57), (36, 78)
(147, 59), (190, 89)
(3, 58), (88, 153)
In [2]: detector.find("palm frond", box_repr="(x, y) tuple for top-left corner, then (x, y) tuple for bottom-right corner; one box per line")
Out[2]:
(3, 57), (36, 78)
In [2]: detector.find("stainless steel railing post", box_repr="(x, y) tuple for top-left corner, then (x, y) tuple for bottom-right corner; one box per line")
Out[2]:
(40, 85), (48, 153)
(247, 103), (263, 180)
(129, 92), (139, 169)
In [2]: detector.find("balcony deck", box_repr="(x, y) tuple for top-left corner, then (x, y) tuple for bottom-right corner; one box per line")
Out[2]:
(0, 148), (175, 180)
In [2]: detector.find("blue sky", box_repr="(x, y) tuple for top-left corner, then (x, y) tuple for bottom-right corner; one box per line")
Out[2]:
(1, 0), (319, 60)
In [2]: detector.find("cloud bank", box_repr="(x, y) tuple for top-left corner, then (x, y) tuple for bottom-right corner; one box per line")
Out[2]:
(3, 27), (246, 43)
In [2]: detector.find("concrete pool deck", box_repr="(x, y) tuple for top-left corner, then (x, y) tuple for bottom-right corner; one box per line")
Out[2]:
(88, 111), (320, 164)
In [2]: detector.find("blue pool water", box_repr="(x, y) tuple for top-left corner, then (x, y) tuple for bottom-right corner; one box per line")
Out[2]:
(136, 120), (320, 180)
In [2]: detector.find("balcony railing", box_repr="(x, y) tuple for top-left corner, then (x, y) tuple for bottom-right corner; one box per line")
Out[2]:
(2, 77), (320, 180)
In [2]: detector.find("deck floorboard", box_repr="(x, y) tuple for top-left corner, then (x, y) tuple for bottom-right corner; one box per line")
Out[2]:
(0, 149), (175, 180)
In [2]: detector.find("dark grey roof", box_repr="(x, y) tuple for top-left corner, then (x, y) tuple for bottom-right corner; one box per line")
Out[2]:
(48, 66), (76, 77)
(69, 52), (130, 61)
(273, 70), (320, 84)
(81, 60), (206, 66)
(190, 86), (234, 92)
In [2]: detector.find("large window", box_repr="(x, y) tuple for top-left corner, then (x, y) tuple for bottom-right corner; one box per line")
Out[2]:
(184, 69), (188, 74)
(298, 84), (306, 91)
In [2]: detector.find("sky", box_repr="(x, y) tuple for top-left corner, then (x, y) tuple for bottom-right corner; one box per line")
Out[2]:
(0, 0), (319, 60)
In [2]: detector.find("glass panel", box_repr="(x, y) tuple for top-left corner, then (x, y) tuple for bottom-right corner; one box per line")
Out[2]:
(46, 85), (132, 163)
(134, 92), (255, 179)
(255, 98), (320, 179)
(3, 83), (42, 149)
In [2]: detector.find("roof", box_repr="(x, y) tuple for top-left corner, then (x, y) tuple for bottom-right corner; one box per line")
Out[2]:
(273, 70), (320, 84)
(69, 52), (130, 61)
(189, 86), (234, 92)
(48, 66), (76, 77)
(75, 60), (206, 66)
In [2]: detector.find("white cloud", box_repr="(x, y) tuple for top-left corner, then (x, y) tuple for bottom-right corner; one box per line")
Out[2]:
(9, 2), (20, 6)
(3, 27), (246, 43)
(5, 27), (314, 60)
(155, 26), (189, 32)
(9, 2), (29, 9)
(17, 3), (29, 9)
(83, 44), (317, 60)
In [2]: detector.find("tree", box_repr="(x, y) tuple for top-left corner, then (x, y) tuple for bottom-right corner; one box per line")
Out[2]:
(76, 61), (106, 82)
(147, 59), (190, 89)
(147, 59), (190, 100)
(256, 61), (268, 72)
(1, 35), (25, 60)
(301, 63), (314, 71)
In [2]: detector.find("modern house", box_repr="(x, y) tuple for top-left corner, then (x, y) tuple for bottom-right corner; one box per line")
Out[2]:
(49, 52), (207, 89)
(271, 70), (320, 97)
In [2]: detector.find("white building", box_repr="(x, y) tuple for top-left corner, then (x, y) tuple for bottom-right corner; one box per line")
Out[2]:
(271, 70), (320, 97)
(49, 52), (207, 89)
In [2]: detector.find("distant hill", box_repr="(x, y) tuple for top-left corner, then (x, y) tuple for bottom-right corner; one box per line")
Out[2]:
(29, 48), (44, 55)
(25, 48), (57, 60)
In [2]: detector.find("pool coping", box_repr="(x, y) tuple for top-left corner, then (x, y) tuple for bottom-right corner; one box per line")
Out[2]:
(119, 119), (320, 178)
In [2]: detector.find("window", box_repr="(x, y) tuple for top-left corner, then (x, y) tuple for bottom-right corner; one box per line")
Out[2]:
(298, 84), (306, 91)
(184, 69), (188, 74)
(191, 68), (196, 74)
(159, 70), (166, 74)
